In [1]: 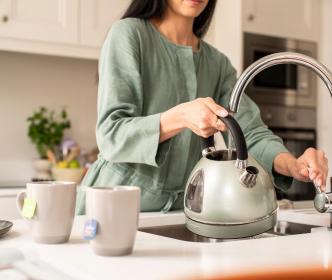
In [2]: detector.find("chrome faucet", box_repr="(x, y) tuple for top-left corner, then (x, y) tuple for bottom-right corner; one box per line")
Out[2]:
(314, 191), (332, 229)
(229, 52), (332, 113)
(228, 52), (332, 227)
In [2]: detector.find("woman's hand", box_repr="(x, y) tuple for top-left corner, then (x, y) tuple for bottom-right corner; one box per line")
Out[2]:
(180, 97), (228, 137)
(274, 148), (329, 191)
(159, 97), (228, 142)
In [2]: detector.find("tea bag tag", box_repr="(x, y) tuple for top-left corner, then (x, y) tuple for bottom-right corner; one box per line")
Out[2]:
(83, 219), (98, 240)
(22, 198), (37, 219)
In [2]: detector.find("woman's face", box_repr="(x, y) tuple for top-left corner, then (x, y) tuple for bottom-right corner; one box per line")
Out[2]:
(166, 0), (209, 19)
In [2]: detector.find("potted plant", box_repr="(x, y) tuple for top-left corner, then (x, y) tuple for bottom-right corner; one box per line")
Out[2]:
(27, 107), (71, 179)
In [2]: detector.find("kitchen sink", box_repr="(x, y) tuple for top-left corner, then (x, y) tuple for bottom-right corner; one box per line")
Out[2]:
(139, 221), (319, 243)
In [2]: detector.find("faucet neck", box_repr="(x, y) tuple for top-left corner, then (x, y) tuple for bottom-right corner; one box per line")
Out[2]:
(229, 52), (332, 113)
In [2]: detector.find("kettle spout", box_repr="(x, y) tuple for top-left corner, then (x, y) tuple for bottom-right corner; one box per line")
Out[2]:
(240, 166), (259, 188)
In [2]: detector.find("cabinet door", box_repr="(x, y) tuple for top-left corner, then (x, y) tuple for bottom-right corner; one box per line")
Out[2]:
(80, 0), (131, 47)
(0, 195), (21, 220)
(242, 0), (321, 41)
(0, 0), (78, 44)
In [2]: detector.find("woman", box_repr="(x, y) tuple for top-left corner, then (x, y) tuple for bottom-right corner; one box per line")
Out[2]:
(76, 0), (328, 214)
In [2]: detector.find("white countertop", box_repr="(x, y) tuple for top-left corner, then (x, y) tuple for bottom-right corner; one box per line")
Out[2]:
(1, 209), (332, 280)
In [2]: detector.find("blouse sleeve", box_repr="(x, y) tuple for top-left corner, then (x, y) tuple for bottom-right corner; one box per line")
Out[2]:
(217, 55), (293, 191)
(96, 20), (171, 167)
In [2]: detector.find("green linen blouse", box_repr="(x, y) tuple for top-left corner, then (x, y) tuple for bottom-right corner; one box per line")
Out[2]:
(76, 18), (291, 214)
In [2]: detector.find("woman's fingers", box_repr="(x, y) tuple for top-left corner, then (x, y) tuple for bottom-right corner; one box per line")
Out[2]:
(292, 147), (329, 192)
(197, 98), (228, 133)
(302, 148), (329, 190)
(199, 128), (218, 138)
(215, 118), (226, 131)
(203, 97), (228, 118)
(296, 162), (311, 182)
(203, 98), (228, 131)
(184, 97), (229, 137)
(316, 151), (329, 186)
(299, 166), (309, 178)
(189, 123), (217, 138)
(309, 170), (322, 187)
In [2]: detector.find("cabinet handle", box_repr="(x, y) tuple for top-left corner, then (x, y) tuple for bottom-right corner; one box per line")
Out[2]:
(2, 15), (9, 23)
(247, 14), (255, 21)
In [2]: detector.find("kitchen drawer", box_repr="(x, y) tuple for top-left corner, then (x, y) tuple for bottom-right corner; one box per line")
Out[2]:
(0, 188), (24, 220)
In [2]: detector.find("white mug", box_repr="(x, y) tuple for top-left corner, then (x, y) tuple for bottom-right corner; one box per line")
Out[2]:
(85, 186), (141, 256)
(16, 181), (76, 244)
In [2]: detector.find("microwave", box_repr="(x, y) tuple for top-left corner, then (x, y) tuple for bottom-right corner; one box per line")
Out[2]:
(243, 32), (317, 108)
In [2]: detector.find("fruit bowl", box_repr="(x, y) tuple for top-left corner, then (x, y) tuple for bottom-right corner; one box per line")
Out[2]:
(51, 167), (85, 184)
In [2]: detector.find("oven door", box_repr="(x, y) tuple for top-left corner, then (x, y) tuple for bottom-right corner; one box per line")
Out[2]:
(273, 129), (316, 201)
(244, 33), (317, 108)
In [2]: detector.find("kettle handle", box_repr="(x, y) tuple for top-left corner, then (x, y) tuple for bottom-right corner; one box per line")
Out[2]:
(200, 115), (248, 161)
(200, 134), (215, 153)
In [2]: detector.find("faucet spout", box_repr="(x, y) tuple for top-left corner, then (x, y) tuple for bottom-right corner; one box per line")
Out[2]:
(229, 52), (332, 113)
(229, 51), (332, 227)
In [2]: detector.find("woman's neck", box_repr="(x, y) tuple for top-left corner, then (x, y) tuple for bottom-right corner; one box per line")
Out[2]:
(151, 10), (199, 51)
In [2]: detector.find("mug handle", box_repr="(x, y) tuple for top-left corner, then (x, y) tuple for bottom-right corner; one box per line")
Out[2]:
(16, 190), (27, 217)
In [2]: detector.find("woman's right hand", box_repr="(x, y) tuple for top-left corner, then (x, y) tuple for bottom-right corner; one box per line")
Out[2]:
(160, 97), (228, 143)
(180, 97), (228, 138)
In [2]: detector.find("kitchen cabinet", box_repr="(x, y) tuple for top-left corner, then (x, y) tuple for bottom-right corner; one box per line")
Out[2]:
(0, 0), (78, 44)
(242, 0), (321, 42)
(0, 0), (129, 59)
(0, 188), (24, 220)
(80, 0), (130, 47)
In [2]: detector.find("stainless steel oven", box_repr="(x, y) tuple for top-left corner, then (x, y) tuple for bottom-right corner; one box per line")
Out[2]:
(243, 33), (318, 201)
(244, 32), (317, 108)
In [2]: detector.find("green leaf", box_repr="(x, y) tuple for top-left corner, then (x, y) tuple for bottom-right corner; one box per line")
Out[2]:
(26, 107), (71, 158)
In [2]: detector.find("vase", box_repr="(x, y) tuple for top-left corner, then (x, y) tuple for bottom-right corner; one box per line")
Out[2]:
(32, 159), (52, 180)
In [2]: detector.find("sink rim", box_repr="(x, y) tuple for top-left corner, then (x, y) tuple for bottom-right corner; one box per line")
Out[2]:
(139, 220), (318, 243)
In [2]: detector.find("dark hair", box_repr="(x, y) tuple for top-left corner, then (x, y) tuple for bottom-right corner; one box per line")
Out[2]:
(122, 0), (217, 38)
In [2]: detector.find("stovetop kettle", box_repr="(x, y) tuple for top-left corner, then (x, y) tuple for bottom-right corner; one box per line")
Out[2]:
(184, 115), (278, 239)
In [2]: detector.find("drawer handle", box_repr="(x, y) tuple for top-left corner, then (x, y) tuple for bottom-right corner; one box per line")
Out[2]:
(247, 14), (255, 21)
(2, 15), (9, 23)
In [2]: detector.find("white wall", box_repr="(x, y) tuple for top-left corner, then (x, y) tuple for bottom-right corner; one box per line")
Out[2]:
(205, 0), (243, 73)
(317, 0), (332, 190)
(0, 51), (98, 181)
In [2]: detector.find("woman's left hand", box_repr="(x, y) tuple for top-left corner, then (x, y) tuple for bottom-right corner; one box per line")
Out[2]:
(275, 148), (329, 192)
(289, 148), (329, 191)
